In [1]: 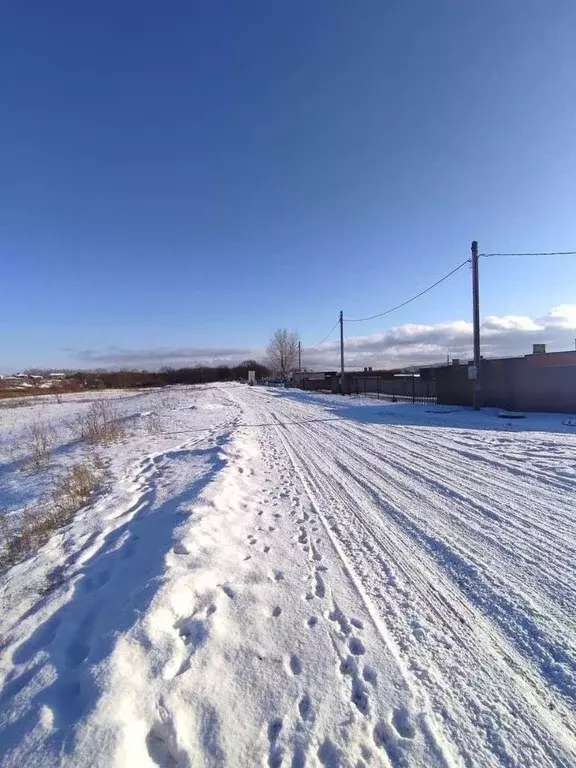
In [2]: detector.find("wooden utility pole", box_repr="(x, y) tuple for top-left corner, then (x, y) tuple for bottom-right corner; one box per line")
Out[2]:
(339, 310), (345, 394)
(298, 340), (301, 373)
(471, 240), (481, 409)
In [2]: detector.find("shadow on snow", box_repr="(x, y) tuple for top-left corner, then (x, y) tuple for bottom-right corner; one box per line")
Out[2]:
(0, 435), (229, 759)
(264, 388), (576, 435)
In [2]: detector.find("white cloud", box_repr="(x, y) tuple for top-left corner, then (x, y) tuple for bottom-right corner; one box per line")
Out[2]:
(482, 315), (540, 333)
(301, 304), (576, 370)
(76, 346), (258, 368)
(545, 304), (576, 328)
(73, 305), (576, 371)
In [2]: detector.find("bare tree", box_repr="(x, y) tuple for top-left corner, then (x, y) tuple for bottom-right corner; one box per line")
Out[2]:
(265, 329), (299, 379)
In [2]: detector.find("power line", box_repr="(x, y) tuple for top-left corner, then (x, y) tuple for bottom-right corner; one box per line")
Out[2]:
(481, 250), (576, 258)
(305, 318), (340, 350)
(344, 259), (470, 323)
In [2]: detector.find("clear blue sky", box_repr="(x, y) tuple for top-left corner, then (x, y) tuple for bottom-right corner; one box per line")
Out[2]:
(2, 0), (576, 370)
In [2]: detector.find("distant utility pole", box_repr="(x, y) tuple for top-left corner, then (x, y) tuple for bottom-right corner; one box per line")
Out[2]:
(339, 310), (345, 394)
(471, 240), (481, 409)
(298, 341), (301, 373)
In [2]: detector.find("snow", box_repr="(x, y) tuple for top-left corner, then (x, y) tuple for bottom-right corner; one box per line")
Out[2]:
(1, 384), (575, 766)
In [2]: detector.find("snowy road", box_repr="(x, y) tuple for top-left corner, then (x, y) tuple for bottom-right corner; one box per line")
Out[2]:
(1, 385), (575, 767)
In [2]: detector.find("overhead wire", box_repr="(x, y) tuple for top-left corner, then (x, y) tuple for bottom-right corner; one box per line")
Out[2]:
(299, 247), (574, 355)
(305, 318), (341, 350)
(343, 259), (470, 323)
(481, 250), (576, 258)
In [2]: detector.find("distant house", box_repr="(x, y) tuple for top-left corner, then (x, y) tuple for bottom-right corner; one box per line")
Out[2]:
(49, 372), (67, 379)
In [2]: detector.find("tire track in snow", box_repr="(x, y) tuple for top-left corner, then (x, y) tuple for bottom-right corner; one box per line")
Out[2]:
(243, 388), (576, 766)
(265, 410), (455, 767)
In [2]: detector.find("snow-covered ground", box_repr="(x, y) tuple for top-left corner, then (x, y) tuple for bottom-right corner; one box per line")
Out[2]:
(1, 384), (575, 767)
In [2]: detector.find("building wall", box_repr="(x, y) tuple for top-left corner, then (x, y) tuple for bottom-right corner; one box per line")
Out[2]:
(435, 366), (473, 406)
(435, 355), (576, 413)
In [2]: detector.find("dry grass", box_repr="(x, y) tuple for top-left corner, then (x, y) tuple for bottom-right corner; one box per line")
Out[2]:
(0, 398), (126, 573)
(145, 412), (163, 435)
(22, 421), (53, 470)
(0, 398), (36, 410)
(74, 400), (127, 444)
(0, 382), (82, 401)
(51, 461), (102, 516)
(0, 459), (102, 572)
(0, 389), (43, 400)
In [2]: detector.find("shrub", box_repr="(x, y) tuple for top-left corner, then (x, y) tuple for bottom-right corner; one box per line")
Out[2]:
(51, 461), (102, 518)
(23, 421), (53, 470)
(145, 412), (163, 435)
(0, 459), (102, 573)
(74, 400), (127, 444)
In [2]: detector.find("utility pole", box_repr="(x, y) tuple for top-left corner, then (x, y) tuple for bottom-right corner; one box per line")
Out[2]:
(471, 240), (481, 409)
(298, 340), (301, 373)
(339, 310), (345, 394)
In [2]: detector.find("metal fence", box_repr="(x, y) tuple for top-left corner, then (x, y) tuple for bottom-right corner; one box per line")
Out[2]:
(347, 375), (436, 404)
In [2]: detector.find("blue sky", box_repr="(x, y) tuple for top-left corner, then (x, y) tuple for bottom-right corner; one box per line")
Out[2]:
(2, 1), (576, 371)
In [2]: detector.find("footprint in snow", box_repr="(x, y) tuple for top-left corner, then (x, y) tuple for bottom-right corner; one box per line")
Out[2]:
(83, 570), (112, 593)
(391, 707), (416, 739)
(270, 570), (284, 582)
(287, 654), (302, 676)
(328, 605), (351, 636)
(351, 618), (364, 630)
(314, 571), (326, 599)
(373, 708), (416, 760)
(298, 694), (312, 720)
(267, 718), (284, 768)
(363, 666), (377, 686)
(66, 641), (90, 667)
(340, 655), (370, 715)
(176, 617), (208, 652)
(349, 637), (365, 656)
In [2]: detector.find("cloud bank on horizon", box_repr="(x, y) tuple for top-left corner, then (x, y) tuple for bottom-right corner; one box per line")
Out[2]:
(76, 304), (576, 371)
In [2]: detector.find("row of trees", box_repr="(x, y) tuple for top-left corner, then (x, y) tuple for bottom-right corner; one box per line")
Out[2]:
(23, 330), (302, 391)
(67, 360), (271, 390)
